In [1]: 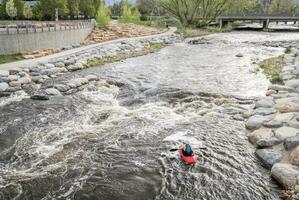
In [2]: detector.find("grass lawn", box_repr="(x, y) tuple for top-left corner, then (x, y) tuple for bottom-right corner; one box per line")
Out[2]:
(0, 54), (25, 64)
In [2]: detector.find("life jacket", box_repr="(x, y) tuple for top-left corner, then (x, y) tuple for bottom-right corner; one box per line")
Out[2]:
(183, 144), (193, 156)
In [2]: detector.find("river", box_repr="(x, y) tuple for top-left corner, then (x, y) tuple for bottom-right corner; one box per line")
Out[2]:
(1, 31), (298, 200)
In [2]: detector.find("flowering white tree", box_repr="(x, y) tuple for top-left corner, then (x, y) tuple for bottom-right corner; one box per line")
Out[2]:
(6, 0), (17, 20)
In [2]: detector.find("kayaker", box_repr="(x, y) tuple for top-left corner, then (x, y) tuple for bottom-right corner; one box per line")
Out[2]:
(182, 143), (193, 156)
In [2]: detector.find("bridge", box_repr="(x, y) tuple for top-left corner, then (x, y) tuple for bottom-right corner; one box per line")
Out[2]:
(219, 15), (299, 29)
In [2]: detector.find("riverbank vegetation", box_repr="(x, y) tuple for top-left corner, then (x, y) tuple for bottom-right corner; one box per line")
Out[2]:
(85, 43), (165, 68)
(259, 55), (284, 84)
(0, 54), (24, 64)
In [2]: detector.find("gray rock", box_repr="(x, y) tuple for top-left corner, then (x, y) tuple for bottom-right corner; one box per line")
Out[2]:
(30, 94), (50, 101)
(284, 135), (299, 151)
(255, 99), (274, 108)
(236, 53), (244, 57)
(9, 68), (21, 75)
(274, 113), (295, 123)
(287, 120), (299, 129)
(285, 79), (299, 89)
(275, 97), (299, 113)
(41, 67), (67, 76)
(44, 88), (62, 96)
(85, 75), (98, 81)
(271, 163), (299, 189)
(64, 58), (75, 66)
(9, 81), (21, 87)
(256, 149), (282, 169)
(17, 76), (31, 85)
(54, 84), (70, 92)
(254, 107), (276, 116)
(66, 63), (83, 71)
(44, 63), (55, 68)
(6, 86), (22, 92)
(7, 75), (19, 82)
(67, 78), (89, 88)
(246, 115), (273, 130)
(0, 76), (9, 83)
(275, 127), (299, 141)
(264, 120), (283, 128)
(248, 129), (274, 145)
(268, 84), (296, 93)
(257, 137), (282, 148)
(18, 72), (29, 77)
(0, 82), (9, 92)
(55, 62), (65, 68)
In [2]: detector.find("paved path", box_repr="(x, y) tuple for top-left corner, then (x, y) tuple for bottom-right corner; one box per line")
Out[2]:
(0, 27), (177, 75)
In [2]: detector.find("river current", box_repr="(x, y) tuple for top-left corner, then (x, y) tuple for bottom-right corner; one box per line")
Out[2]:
(1, 31), (298, 200)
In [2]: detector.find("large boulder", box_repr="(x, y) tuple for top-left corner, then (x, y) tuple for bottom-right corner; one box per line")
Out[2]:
(275, 97), (299, 113)
(275, 127), (299, 141)
(255, 99), (274, 108)
(284, 136), (299, 151)
(256, 149), (282, 169)
(290, 146), (299, 165)
(248, 129), (274, 145)
(271, 163), (299, 189)
(246, 115), (273, 130)
(17, 76), (31, 85)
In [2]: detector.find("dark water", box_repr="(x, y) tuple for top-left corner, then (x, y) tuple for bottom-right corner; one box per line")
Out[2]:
(0, 32), (288, 200)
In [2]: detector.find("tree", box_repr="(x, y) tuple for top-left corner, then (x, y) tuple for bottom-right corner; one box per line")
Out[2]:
(269, 0), (295, 14)
(96, 0), (111, 27)
(23, 2), (33, 19)
(67, 0), (80, 18)
(121, 0), (140, 22)
(137, 0), (159, 17)
(109, 0), (125, 16)
(226, 0), (258, 15)
(14, 0), (25, 19)
(160, 0), (233, 27)
(6, 0), (17, 20)
(79, 0), (96, 18)
(37, 0), (68, 20)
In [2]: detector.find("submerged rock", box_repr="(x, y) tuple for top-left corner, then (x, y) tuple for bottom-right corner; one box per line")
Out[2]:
(285, 79), (299, 89)
(271, 163), (299, 189)
(256, 149), (282, 169)
(30, 94), (50, 100)
(269, 84), (296, 93)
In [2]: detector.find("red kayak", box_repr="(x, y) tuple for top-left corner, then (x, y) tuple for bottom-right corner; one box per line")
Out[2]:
(179, 145), (197, 165)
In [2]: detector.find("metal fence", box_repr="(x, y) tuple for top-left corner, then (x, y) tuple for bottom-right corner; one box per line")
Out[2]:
(0, 20), (95, 35)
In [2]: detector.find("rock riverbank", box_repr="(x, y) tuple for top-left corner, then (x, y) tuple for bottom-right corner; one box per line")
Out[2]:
(0, 34), (180, 100)
(245, 46), (299, 199)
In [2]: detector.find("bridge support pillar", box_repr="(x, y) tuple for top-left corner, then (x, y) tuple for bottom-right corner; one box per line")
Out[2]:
(262, 19), (269, 30)
(219, 19), (228, 29)
(294, 21), (297, 24)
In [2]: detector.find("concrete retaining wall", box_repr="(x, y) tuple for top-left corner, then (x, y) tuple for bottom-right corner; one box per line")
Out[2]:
(0, 27), (94, 55)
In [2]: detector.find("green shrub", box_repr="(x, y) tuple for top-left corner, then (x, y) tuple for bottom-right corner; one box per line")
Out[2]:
(96, 0), (110, 28)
